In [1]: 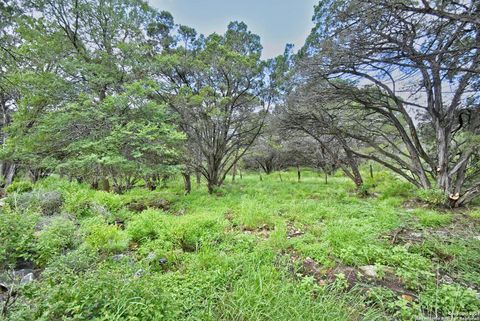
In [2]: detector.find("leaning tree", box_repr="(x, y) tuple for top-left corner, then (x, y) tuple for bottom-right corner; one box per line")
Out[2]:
(302, 0), (480, 206)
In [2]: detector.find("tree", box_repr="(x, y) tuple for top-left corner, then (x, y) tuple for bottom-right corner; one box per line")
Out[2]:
(1, 0), (184, 190)
(280, 80), (365, 188)
(302, 0), (480, 205)
(243, 113), (285, 175)
(0, 0), (23, 186)
(153, 22), (272, 193)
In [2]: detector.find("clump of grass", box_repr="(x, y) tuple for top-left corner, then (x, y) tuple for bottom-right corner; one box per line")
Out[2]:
(413, 209), (452, 227)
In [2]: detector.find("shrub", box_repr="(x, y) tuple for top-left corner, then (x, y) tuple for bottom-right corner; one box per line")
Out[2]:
(91, 191), (124, 212)
(19, 262), (169, 320)
(63, 188), (96, 217)
(10, 190), (63, 216)
(82, 217), (130, 253)
(415, 188), (447, 206)
(40, 246), (99, 281)
(0, 205), (39, 267)
(379, 181), (414, 199)
(5, 180), (34, 194)
(35, 216), (77, 266)
(126, 209), (168, 242)
(174, 217), (224, 252)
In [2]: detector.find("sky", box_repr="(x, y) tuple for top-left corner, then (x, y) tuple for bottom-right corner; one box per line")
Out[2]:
(148, 0), (318, 59)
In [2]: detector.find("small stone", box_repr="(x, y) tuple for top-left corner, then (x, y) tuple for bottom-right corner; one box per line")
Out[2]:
(112, 254), (126, 261)
(359, 265), (377, 278)
(133, 269), (144, 278)
(20, 273), (35, 284)
(158, 258), (168, 265)
(401, 294), (414, 302)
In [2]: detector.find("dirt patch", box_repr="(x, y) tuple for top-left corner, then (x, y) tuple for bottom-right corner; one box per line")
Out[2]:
(388, 227), (424, 245)
(386, 211), (479, 247)
(224, 211), (235, 223)
(284, 250), (416, 298)
(403, 199), (432, 210)
(287, 222), (304, 238)
(242, 224), (271, 239)
(127, 198), (170, 212)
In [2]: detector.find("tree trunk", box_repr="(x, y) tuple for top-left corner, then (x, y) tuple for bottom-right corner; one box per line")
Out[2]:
(456, 186), (480, 208)
(100, 177), (110, 192)
(182, 172), (191, 194)
(195, 170), (201, 185)
(297, 165), (301, 182)
(232, 162), (237, 182)
(0, 162), (16, 187)
(325, 172), (328, 184)
(91, 179), (99, 190)
(435, 124), (450, 192)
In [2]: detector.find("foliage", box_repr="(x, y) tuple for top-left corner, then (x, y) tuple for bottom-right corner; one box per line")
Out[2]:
(415, 188), (449, 206)
(35, 216), (77, 266)
(0, 0), (479, 317)
(0, 205), (39, 268)
(419, 284), (480, 315)
(9, 190), (63, 216)
(82, 217), (130, 253)
(413, 209), (452, 228)
(126, 209), (169, 243)
(5, 180), (33, 194)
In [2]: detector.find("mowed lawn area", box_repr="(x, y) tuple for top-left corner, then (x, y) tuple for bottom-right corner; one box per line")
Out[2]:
(1, 170), (479, 320)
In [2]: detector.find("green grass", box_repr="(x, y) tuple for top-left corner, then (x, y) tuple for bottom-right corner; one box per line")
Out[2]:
(2, 170), (479, 320)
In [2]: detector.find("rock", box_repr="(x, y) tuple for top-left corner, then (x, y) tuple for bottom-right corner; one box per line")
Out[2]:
(20, 273), (34, 284)
(359, 265), (378, 278)
(150, 198), (169, 210)
(401, 294), (414, 302)
(473, 236), (480, 241)
(158, 258), (168, 265)
(440, 275), (453, 284)
(13, 269), (34, 280)
(40, 191), (64, 215)
(112, 254), (126, 261)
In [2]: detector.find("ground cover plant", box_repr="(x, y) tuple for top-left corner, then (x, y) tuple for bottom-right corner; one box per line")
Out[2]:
(1, 169), (479, 320)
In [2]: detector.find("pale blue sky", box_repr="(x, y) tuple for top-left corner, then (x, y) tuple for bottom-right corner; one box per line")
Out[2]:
(148, 0), (318, 58)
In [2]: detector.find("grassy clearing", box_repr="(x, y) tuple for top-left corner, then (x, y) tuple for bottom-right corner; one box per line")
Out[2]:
(1, 170), (479, 320)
